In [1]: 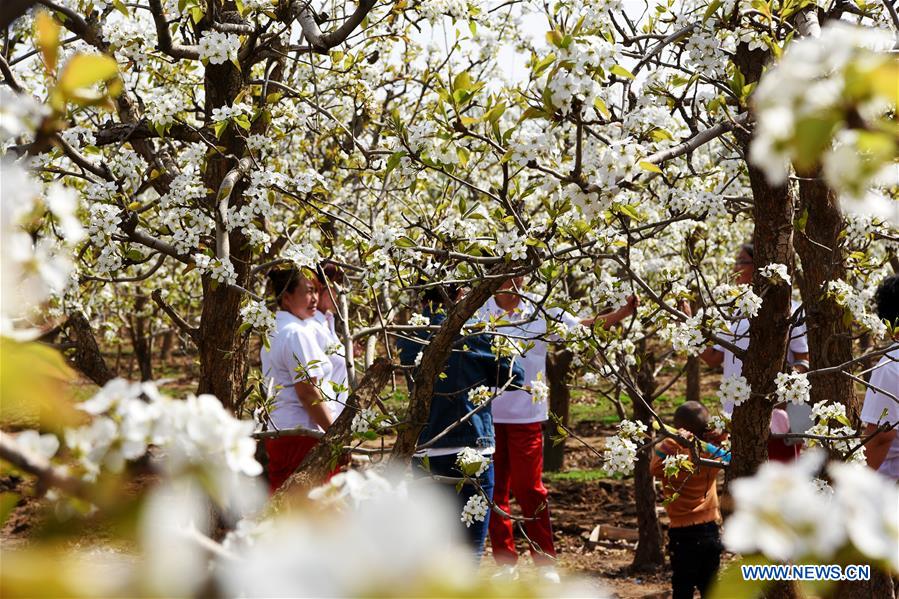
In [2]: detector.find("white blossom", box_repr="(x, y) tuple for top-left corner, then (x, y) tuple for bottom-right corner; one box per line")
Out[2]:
(455, 447), (489, 478)
(467, 385), (493, 407)
(198, 31), (241, 65)
(758, 263), (791, 285)
(718, 374), (751, 408)
(460, 493), (489, 528)
(774, 371), (810, 406)
(240, 300), (275, 336)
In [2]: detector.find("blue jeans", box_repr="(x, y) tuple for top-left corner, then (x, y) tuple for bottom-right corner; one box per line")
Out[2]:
(414, 453), (495, 557)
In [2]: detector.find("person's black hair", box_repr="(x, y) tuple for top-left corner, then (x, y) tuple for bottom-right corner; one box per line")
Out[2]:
(741, 243), (754, 259)
(875, 275), (899, 328)
(267, 268), (300, 304)
(316, 262), (343, 286)
(673, 401), (710, 437)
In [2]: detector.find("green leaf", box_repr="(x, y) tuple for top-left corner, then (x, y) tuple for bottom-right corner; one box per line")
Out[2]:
(638, 160), (662, 173)
(233, 114), (252, 131)
(452, 71), (472, 92)
(0, 339), (78, 432)
(57, 54), (120, 101)
(610, 64), (636, 80)
(703, 0), (723, 21)
(545, 30), (564, 48)
(594, 97), (610, 118)
(34, 11), (61, 74)
(385, 151), (406, 174)
(532, 53), (556, 77)
(485, 102), (506, 124)
(214, 120), (229, 138)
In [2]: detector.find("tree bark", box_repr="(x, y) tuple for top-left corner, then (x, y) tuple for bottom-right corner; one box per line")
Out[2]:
(794, 175), (859, 421)
(128, 294), (153, 382)
(728, 132), (797, 483)
(195, 51), (252, 412)
(62, 312), (115, 386)
(630, 344), (665, 571)
(543, 349), (572, 472)
(685, 356), (701, 403)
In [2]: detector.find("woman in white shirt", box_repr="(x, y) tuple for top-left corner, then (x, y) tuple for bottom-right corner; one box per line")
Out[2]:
(260, 268), (335, 493)
(312, 262), (349, 418)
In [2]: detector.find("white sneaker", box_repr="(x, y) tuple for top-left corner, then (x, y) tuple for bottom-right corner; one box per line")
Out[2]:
(492, 564), (519, 581)
(537, 565), (561, 584)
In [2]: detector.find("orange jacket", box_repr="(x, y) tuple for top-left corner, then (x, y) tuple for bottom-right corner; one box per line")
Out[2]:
(650, 437), (720, 528)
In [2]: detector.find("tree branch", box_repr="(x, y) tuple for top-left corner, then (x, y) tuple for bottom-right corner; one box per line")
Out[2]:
(151, 289), (199, 344)
(295, 0), (377, 54)
(147, 0), (201, 60)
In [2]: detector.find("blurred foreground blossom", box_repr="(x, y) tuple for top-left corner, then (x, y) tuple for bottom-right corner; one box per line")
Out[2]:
(723, 450), (899, 569)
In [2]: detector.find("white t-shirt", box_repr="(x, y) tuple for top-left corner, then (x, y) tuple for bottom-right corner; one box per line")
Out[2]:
(260, 311), (334, 431)
(475, 294), (580, 424)
(714, 299), (809, 416)
(860, 345), (899, 480)
(311, 310), (349, 417)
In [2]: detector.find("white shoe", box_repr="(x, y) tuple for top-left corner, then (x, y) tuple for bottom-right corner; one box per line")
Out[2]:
(492, 564), (519, 581)
(537, 565), (561, 584)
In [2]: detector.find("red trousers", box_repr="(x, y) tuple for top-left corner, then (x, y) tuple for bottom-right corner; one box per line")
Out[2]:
(264, 436), (319, 494)
(488, 422), (556, 565)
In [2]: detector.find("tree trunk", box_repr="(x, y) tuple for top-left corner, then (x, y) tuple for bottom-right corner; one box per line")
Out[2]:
(129, 294), (153, 382)
(630, 344), (665, 571)
(62, 312), (115, 386)
(159, 329), (174, 364)
(195, 54), (251, 412)
(728, 130), (797, 483)
(685, 356), (701, 403)
(543, 349), (572, 472)
(794, 175), (858, 420)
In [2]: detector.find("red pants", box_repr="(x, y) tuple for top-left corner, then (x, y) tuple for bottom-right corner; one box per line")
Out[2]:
(264, 436), (319, 494)
(488, 422), (556, 565)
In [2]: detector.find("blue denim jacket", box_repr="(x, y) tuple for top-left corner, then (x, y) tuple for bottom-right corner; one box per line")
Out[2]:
(397, 310), (525, 451)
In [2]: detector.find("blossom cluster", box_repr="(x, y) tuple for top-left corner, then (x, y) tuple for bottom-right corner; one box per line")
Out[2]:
(804, 402), (865, 465)
(528, 377), (549, 404)
(64, 378), (262, 481)
(718, 374), (751, 408)
(467, 385), (493, 407)
(194, 255), (238, 286)
(351, 407), (379, 435)
(774, 371), (810, 406)
(198, 31), (241, 65)
(758, 263), (791, 286)
(825, 279), (888, 339)
(460, 493), (489, 528)
(240, 300), (275, 337)
(723, 451), (897, 569)
(662, 312), (705, 356)
(602, 419), (648, 476)
(750, 24), (895, 199)
(455, 447), (489, 477)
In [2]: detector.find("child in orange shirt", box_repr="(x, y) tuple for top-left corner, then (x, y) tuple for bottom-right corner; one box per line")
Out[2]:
(651, 401), (729, 599)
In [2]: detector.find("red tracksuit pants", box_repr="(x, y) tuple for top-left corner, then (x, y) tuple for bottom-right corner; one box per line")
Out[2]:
(488, 422), (556, 565)
(264, 436), (319, 494)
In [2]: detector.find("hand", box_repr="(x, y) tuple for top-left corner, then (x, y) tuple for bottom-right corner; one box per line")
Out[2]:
(678, 299), (692, 317)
